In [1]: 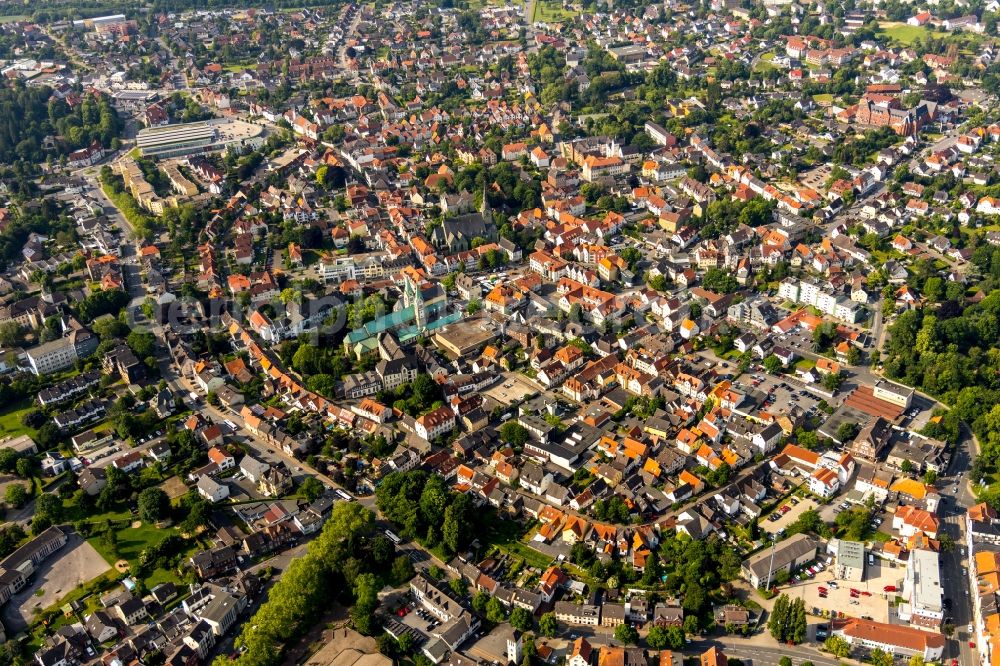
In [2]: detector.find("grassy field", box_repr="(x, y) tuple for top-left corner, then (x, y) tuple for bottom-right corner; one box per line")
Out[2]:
(531, 0), (577, 23)
(812, 93), (835, 104)
(86, 518), (196, 585)
(0, 15), (28, 23)
(877, 22), (948, 45)
(753, 52), (779, 74)
(0, 399), (39, 440)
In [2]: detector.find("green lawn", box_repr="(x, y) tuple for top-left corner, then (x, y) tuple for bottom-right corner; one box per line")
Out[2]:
(531, 0), (578, 23)
(0, 399), (39, 440)
(87, 519), (196, 585)
(795, 358), (816, 372)
(753, 52), (779, 74)
(483, 519), (556, 570)
(0, 15), (28, 23)
(812, 93), (834, 104)
(877, 22), (948, 45)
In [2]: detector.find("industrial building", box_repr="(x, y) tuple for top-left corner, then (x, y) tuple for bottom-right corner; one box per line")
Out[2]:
(136, 119), (263, 159)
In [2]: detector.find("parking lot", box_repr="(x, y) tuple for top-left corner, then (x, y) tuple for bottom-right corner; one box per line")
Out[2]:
(732, 371), (825, 419)
(400, 600), (444, 636)
(799, 164), (833, 190)
(763, 496), (819, 539)
(785, 555), (902, 625)
(482, 372), (541, 406)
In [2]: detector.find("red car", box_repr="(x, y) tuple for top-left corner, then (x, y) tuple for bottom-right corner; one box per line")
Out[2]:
(883, 585), (896, 592)
(861, 591), (872, 597)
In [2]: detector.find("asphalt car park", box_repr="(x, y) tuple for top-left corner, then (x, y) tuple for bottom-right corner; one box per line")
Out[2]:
(402, 604), (443, 635)
(786, 556), (903, 625)
(735, 372), (824, 418)
(764, 497), (819, 540)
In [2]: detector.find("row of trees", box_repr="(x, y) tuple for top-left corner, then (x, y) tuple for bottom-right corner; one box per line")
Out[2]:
(767, 594), (807, 644)
(227, 502), (415, 666)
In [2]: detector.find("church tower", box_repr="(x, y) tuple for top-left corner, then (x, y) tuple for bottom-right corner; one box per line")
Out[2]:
(506, 630), (522, 665)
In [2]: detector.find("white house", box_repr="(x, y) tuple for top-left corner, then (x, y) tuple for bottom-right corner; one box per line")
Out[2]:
(197, 475), (230, 503)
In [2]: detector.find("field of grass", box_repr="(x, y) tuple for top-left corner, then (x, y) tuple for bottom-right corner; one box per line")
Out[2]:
(753, 52), (779, 74)
(795, 358), (816, 372)
(531, 0), (577, 23)
(86, 518), (195, 584)
(812, 93), (834, 104)
(0, 15), (28, 23)
(877, 22), (948, 46)
(0, 399), (38, 440)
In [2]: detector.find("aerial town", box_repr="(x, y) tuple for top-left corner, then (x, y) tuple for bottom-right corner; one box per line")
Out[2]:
(0, 1), (999, 666)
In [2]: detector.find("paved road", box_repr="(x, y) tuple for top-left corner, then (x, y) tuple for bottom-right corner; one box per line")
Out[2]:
(336, 5), (363, 74)
(938, 427), (978, 665)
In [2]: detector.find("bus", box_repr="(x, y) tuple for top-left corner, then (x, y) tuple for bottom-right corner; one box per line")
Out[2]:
(384, 529), (402, 545)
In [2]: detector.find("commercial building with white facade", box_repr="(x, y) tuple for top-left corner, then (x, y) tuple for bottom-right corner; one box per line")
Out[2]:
(898, 548), (943, 630)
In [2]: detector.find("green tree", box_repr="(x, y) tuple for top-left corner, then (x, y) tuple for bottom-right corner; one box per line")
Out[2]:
(138, 487), (170, 524)
(822, 371), (843, 392)
(352, 573), (379, 635)
(539, 612), (557, 637)
(35, 493), (62, 523)
(763, 355), (783, 374)
(15, 457), (35, 479)
(822, 635), (850, 657)
(4, 483), (27, 508)
(499, 421), (529, 446)
(836, 422), (858, 442)
(299, 477), (324, 503)
(768, 594), (789, 641)
(391, 556), (415, 585)
(869, 648), (893, 666)
(646, 626), (670, 649)
(510, 606), (533, 632)
(486, 596), (507, 624)
(472, 591), (490, 615)
(614, 623), (638, 644)
(447, 577), (467, 599)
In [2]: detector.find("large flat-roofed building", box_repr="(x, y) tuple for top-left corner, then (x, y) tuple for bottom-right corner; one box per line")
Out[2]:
(834, 539), (865, 582)
(138, 122), (217, 159)
(26, 337), (77, 375)
(742, 533), (818, 588)
(899, 548), (943, 630)
(137, 119), (263, 159)
(872, 379), (914, 409)
(433, 321), (496, 358)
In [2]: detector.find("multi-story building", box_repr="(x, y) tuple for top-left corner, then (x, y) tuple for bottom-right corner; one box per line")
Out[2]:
(873, 379), (914, 409)
(554, 601), (600, 626)
(414, 406), (456, 441)
(833, 539), (865, 582)
(898, 548), (943, 630)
